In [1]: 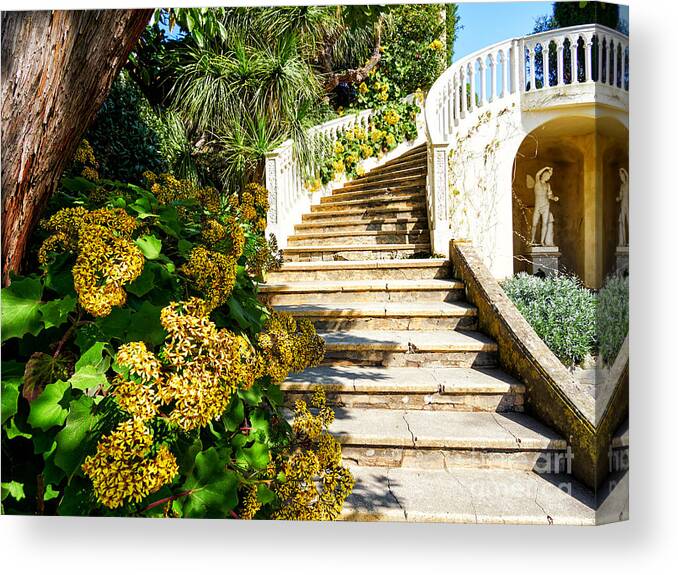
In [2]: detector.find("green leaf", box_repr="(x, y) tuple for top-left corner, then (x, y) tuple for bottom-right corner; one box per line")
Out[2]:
(256, 484), (276, 505)
(1, 361), (23, 424)
(75, 342), (110, 372)
(126, 263), (156, 297)
(238, 383), (263, 406)
(43, 253), (75, 297)
(69, 366), (108, 391)
(44, 485), (60, 502)
(266, 383), (284, 407)
(135, 235), (162, 260)
(22, 352), (69, 401)
(39, 296), (76, 329)
(242, 442), (270, 470)
(27, 380), (70, 431)
(1, 481), (25, 502)
(95, 307), (132, 342)
(182, 447), (238, 518)
(1, 275), (44, 341)
(126, 302), (165, 346)
(223, 396), (244, 432)
(55, 395), (100, 477)
(70, 342), (110, 391)
(58, 476), (96, 516)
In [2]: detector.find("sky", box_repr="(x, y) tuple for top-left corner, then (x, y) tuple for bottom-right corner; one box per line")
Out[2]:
(453, 2), (630, 62)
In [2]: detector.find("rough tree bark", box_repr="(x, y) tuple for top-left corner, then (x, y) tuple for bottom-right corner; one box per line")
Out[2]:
(1, 10), (153, 284)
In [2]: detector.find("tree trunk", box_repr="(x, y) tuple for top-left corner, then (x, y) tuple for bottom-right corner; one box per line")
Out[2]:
(1, 9), (153, 284)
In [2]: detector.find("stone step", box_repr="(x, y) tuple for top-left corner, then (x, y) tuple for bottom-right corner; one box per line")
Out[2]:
(273, 301), (475, 330)
(341, 466), (595, 524)
(338, 164), (426, 189)
(281, 365), (525, 412)
(260, 279), (464, 305)
(373, 148), (427, 169)
(331, 177), (426, 198)
(322, 184), (425, 205)
(328, 408), (568, 472)
(301, 205), (426, 223)
(287, 228), (430, 247)
(311, 196), (424, 213)
(320, 329), (498, 367)
(266, 258), (450, 282)
(283, 243), (431, 262)
(294, 217), (428, 235)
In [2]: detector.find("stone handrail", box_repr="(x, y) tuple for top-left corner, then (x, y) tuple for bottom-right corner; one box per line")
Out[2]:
(449, 240), (628, 489)
(264, 95), (425, 249)
(425, 24), (629, 254)
(264, 109), (373, 249)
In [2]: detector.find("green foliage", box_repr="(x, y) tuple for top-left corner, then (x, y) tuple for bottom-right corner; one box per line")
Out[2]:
(1, 165), (345, 519)
(380, 4), (448, 95)
(533, 1), (621, 33)
(501, 273), (597, 367)
(83, 73), (168, 183)
(596, 274), (628, 364)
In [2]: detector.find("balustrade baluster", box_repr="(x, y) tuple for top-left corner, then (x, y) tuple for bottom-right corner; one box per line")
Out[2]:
(479, 58), (486, 106)
(611, 39), (617, 86)
(543, 42), (550, 87)
(556, 40), (564, 85)
(528, 44), (536, 90)
(461, 67), (468, 117)
(489, 54), (496, 102)
(468, 63), (475, 111)
(584, 34), (593, 82)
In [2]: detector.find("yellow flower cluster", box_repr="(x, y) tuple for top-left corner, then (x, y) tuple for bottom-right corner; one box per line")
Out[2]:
(257, 311), (325, 384)
(181, 246), (237, 311)
(358, 82), (369, 95)
(238, 484), (262, 520)
(39, 207), (144, 317)
(334, 141), (344, 154)
(359, 144), (373, 159)
(158, 298), (255, 430)
(201, 217), (245, 259)
(372, 80), (390, 102)
(82, 419), (179, 509)
(305, 178), (322, 193)
(370, 128), (385, 143)
(249, 234), (283, 280)
(384, 109), (401, 126)
(146, 172), (221, 213)
(237, 183), (269, 231)
(429, 38), (444, 51)
(271, 388), (354, 521)
(385, 133), (396, 146)
(74, 139), (100, 181)
(355, 165), (366, 177)
(332, 160), (345, 175)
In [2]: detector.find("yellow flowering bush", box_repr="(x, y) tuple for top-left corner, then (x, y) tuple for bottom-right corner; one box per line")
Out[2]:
(3, 145), (345, 519)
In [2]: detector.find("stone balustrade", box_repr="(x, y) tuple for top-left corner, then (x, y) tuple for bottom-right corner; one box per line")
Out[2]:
(425, 24), (629, 255)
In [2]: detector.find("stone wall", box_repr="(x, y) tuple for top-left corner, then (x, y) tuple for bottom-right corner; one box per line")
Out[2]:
(449, 240), (628, 491)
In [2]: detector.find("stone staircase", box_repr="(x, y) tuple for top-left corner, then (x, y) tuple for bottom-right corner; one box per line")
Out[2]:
(261, 144), (595, 524)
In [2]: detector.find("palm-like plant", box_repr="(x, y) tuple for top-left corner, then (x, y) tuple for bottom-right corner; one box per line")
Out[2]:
(145, 6), (386, 192)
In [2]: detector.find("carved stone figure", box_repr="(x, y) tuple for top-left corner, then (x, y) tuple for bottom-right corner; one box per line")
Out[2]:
(527, 166), (559, 246)
(617, 167), (629, 246)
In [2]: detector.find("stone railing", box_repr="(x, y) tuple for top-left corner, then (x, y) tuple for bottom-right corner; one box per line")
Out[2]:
(265, 96), (425, 249)
(425, 24), (629, 254)
(265, 110), (371, 249)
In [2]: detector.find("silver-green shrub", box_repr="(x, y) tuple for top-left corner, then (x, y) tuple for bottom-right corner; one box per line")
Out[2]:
(597, 274), (629, 364)
(501, 273), (597, 367)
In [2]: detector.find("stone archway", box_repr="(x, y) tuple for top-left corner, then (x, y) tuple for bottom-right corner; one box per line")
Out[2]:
(512, 116), (628, 288)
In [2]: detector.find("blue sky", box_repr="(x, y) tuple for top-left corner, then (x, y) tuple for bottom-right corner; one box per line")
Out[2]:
(454, 2), (554, 61)
(453, 2), (630, 62)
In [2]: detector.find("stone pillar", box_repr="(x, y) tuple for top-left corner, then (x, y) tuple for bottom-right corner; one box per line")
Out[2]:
(582, 133), (604, 289)
(428, 142), (452, 256)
